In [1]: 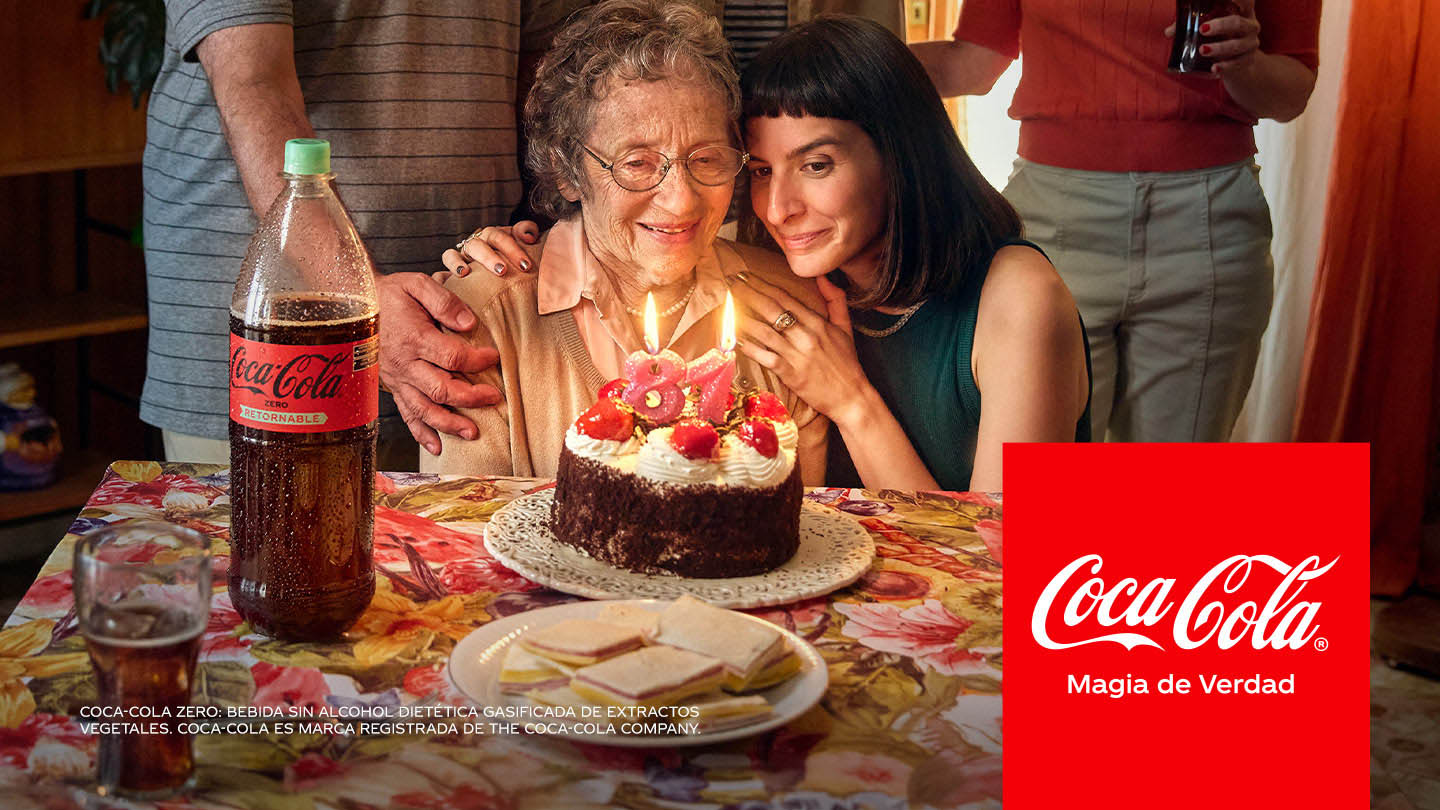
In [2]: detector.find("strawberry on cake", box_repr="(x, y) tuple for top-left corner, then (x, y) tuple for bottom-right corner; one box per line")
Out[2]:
(550, 384), (802, 578)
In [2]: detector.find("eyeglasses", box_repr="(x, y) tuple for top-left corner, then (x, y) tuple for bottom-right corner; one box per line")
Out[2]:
(580, 143), (749, 192)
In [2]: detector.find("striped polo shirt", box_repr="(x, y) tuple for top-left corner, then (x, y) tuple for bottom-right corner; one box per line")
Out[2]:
(722, 0), (789, 73)
(141, 1), (527, 438)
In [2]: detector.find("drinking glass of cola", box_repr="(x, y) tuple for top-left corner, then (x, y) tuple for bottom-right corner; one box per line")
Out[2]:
(73, 520), (211, 799)
(1168, 0), (1226, 75)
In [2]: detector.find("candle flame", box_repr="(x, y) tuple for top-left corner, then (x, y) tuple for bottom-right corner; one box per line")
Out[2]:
(720, 290), (736, 352)
(643, 292), (659, 354)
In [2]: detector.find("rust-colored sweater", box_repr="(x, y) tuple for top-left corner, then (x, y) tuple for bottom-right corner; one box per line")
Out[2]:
(955, 0), (1322, 171)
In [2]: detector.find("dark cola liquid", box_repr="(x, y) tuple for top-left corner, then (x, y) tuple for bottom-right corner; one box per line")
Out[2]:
(1168, 0), (1220, 74)
(229, 294), (376, 641)
(86, 600), (203, 796)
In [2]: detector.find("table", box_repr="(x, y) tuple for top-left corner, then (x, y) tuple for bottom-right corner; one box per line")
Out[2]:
(0, 462), (1004, 809)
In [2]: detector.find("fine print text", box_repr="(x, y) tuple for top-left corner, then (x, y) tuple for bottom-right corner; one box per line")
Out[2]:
(77, 703), (702, 737)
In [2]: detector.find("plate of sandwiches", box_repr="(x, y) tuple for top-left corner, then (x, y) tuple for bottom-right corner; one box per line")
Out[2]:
(446, 595), (828, 747)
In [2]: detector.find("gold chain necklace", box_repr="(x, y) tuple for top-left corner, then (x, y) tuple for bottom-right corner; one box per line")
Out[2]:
(623, 280), (697, 319)
(853, 299), (927, 338)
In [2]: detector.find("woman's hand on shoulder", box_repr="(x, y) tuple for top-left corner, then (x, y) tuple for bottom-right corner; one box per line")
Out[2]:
(730, 272), (874, 429)
(440, 221), (542, 280)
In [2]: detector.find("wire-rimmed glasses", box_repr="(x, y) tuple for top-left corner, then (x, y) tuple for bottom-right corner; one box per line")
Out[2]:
(580, 143), (749, 191)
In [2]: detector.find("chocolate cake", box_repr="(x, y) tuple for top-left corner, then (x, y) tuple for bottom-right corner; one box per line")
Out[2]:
(549, 384), (803, 579)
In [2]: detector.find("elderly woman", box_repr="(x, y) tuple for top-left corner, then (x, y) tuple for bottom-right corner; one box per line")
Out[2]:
(423, 0), (827, 481)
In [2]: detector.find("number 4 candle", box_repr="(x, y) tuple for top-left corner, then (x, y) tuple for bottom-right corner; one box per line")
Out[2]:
(686, 291), (737, 424)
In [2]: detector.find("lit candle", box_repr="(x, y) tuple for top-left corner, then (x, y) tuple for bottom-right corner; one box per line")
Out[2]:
(686, 291), (737, 424)
(622, 292), (687, 424)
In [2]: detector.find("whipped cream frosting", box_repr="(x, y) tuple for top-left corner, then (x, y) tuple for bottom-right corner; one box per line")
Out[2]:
(718, 434), (792, 488)
(566, 413), (797, 488)
(771, 419), (799, 454)
(564, 425), (641, 461)
(634, 427), (719, 485)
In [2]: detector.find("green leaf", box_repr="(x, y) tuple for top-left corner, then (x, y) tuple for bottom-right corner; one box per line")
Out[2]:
(195, 661), (255, 709)
(955, 674), (1002, 694)
(194, 765), (315, 810)
(87, 0), (164, 106)
(421, 501), (507, 523)
(951, 620), (1003, 652)
(28, 668), (97, 716)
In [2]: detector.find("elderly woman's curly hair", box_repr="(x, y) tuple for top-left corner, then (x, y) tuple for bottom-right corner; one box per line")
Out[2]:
(524, 0), (740, 220)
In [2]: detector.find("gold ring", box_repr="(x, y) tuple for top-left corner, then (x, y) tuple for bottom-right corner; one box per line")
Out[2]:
(772, 310), (797, 332)
(454, 227), (486, 257)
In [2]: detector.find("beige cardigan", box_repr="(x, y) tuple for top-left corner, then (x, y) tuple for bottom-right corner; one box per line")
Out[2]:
(421, 237), (829, 482)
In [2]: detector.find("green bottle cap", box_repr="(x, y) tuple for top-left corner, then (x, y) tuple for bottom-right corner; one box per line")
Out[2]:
(283, 138), (331, 175)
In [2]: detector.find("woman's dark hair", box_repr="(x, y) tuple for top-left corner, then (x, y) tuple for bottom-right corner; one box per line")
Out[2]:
(741, 15), (1021, 309)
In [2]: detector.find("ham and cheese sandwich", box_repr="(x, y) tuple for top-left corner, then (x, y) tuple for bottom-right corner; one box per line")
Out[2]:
(498, 645), (576, 694)
(653, 596), (786, 690)
(596, 602), (661, 640)
(570, 646), (724, 707)
(518, 619), (646, 666)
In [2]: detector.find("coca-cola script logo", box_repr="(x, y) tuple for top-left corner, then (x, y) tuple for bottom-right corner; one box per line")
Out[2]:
(1030, 553), (1337, 652)
(230, 345), (347, 400)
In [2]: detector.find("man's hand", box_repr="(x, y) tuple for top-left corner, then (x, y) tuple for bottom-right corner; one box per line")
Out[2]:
(376, 273), (501, 455)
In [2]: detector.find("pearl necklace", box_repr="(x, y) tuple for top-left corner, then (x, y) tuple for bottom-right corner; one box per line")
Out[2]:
(853, 299), (927, 338)
(623, 280), (697, 319)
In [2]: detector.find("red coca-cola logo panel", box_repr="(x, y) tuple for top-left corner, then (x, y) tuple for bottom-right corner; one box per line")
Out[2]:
(1003, 444), (1369, 809)
(228, 335), (379, 433)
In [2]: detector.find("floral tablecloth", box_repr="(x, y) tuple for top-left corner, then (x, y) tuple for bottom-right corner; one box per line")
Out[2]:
(0, 462), (1004, 809)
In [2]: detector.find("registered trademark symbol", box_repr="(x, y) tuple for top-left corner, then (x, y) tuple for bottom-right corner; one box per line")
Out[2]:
(1314, 637), (1329, 651)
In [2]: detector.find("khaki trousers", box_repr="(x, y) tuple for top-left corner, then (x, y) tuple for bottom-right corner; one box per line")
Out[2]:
(162, 430), (229, 465)
(1003, 158), (1274, 442)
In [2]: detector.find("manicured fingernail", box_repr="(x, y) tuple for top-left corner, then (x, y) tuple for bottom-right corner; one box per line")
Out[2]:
(1200, 23), (1210, 33)
(1200, 45), (1211, 54)
(493, 263), (506, 276)
(520, 260), (531, 271)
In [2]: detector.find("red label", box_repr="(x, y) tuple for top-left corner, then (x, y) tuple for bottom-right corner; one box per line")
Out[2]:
(228, 334), (379, 433)
(1003, 444), (1369, 810)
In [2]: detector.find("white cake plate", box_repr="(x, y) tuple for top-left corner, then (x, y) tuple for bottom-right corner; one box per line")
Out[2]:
(446, 598), (828, 747)
(482, 490), (875, 609)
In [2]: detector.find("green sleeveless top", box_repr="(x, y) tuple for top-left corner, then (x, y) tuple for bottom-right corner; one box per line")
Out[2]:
(826, 240), (1092, 491)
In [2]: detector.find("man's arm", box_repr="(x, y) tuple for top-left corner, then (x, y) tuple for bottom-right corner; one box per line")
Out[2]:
(195, 23), (314, 216)
(910, 39), (1013, 98)
(194, 22), (498, 455)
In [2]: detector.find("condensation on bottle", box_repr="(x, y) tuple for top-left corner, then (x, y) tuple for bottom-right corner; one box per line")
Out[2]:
(227, 138), (379, 641)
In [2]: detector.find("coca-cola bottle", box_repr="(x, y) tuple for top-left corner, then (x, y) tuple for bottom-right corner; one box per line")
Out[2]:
(228, 139), (378, 641)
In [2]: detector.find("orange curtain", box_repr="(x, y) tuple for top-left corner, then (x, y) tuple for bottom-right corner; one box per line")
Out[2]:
(1292, 0), (1440, 595)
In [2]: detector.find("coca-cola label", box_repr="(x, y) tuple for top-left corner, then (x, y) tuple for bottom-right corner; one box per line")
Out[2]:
(1003, 444), (1369, 810)
(228, 335), (379, 432)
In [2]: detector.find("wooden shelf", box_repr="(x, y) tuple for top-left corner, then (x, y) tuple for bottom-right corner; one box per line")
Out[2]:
(0, 9), (146, 179)
(0, 150), (144, 179)
(0, 291), (147, 350)
(0, 450), (112, 523)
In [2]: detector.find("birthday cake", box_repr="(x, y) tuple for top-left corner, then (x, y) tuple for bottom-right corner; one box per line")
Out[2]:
(550, 376), (803, 579)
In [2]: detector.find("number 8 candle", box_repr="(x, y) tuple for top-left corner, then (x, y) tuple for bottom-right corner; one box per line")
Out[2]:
(686, 291), (737, 424)
(622, 292), (687, 424)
